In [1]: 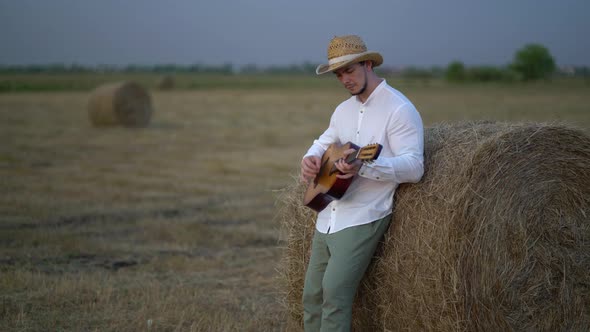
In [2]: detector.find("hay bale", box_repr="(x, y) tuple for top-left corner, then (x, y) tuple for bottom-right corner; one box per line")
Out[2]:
(87, 81), (153, 127)
(157, 75), (175, 90)
(276, 121), (590, 331)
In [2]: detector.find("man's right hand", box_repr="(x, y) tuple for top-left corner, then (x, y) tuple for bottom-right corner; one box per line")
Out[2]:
(300, 156), (321, 183)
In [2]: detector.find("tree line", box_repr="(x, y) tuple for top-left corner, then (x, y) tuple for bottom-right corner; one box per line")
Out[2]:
(445, 44), (560, 82)
(1, 44), (588, 81)
(0, 62), (318, 75)
(391, 44), (588, 82)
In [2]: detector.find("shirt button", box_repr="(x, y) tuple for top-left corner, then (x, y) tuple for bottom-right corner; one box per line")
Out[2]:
(332, 208), (336, 211)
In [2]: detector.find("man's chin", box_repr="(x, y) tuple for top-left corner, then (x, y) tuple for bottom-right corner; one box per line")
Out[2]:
(350, 88), (365, 96)
(347, 83), (366, 96)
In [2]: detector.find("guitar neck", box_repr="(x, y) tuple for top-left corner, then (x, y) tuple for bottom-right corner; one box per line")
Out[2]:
(343, 143), (382, 164)
(344, 151), (359, 164)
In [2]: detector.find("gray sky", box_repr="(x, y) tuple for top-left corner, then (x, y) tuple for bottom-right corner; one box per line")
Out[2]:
(1, 0), (588, 67)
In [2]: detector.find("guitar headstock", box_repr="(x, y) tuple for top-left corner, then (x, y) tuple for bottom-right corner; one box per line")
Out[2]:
(356, 143), (383, 162)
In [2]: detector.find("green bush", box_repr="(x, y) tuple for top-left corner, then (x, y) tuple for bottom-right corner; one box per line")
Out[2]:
(401, 67), (435, 80)
(466, 66), (520, 82)
(445, 61), (466, 82)
(445, 62), (519, 83)
(511, 44), (556, 81)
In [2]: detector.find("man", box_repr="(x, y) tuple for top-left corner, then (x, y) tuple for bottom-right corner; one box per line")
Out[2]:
(300, 35), (424, 331)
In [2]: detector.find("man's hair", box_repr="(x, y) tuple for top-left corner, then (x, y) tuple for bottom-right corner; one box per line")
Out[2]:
(358, 60), (374, 71)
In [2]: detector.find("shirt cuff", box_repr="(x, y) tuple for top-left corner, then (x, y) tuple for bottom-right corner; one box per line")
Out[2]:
(358, 162), (396, 182)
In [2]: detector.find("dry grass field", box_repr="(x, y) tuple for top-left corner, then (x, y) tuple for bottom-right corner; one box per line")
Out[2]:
(1, 76), (589, 331)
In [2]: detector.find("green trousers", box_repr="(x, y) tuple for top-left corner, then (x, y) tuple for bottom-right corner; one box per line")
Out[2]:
(302, 215), (392, 332)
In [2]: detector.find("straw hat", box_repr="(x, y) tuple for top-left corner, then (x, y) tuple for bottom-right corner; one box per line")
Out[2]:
(316, 35), (383, 75)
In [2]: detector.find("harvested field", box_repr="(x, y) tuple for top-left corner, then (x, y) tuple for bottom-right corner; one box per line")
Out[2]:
(0, 77), (589, 330)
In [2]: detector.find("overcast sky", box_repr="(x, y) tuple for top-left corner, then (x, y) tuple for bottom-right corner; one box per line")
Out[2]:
(1, 0), (588, 68)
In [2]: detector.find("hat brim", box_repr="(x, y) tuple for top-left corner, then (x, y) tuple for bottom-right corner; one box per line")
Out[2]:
(316, 52), (383, 75)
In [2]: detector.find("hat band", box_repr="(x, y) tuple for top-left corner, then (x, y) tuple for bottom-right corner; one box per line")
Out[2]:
(328, 51), (372, 65)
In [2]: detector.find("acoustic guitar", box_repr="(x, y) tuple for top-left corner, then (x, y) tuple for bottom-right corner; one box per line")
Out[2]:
(303, 142), (383, 212)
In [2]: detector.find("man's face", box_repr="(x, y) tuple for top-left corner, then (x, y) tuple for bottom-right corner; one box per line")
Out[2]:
(333, 62), (367, 96)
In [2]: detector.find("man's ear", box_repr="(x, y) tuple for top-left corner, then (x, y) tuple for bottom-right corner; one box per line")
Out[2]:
(365, 60), (374, 71)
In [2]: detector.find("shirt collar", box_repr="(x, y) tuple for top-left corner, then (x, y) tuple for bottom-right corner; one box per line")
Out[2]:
(356, 79), (386, 106)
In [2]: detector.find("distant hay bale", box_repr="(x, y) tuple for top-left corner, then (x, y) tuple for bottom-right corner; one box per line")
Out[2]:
(157, 75), (175, 90)
(87, 81), (153, 127)
(276, 121), (590, 331)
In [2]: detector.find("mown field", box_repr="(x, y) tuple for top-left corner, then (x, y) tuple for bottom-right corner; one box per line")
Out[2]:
(1, 74), (589, 331)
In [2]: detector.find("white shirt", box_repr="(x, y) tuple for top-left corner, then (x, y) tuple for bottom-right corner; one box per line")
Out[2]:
(304, 80), (424, 234)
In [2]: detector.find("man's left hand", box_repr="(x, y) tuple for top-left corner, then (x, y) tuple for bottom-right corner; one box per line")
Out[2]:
(335, 148), (363, 179)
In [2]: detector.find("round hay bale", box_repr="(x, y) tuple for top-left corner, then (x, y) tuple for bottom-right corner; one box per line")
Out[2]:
(87, 81), (153, 127)
(157, 75), (175, 90)
(276, 121), (590, 331)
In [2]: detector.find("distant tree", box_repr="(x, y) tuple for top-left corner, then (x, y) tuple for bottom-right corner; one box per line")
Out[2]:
(445, 61), (466, 82)
(401, 66), (433, 79)
(467, 66), (520, 82)
(511, 44), (556, 81)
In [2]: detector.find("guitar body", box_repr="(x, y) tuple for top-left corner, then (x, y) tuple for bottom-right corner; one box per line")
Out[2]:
(303, 142), (382, 212)
(304, 176), (354, 212)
